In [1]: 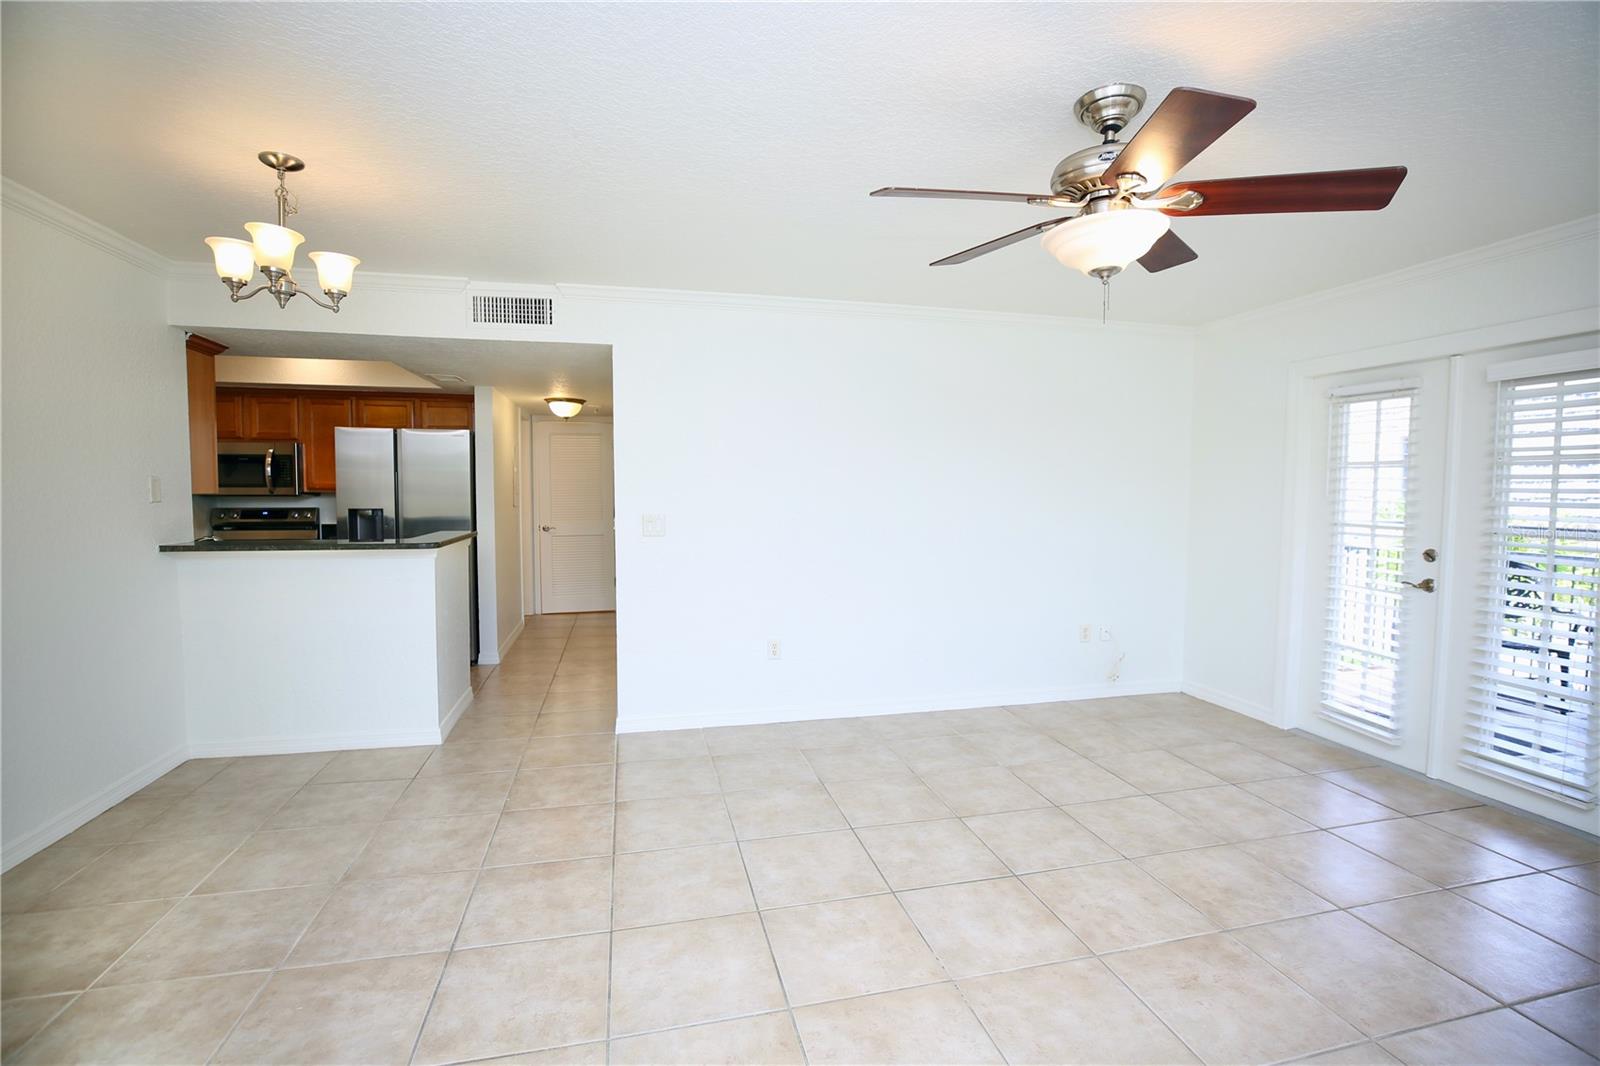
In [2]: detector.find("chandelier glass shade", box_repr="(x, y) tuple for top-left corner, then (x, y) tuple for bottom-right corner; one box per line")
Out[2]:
(1040, 208), (1170, 276)
(204, 152), (358, 313)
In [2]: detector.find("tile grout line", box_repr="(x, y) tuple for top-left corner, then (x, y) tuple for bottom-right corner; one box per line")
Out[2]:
(202, 746), (440, 1064)
(713, 765), (810, 1065)
(407, 618), (571, 1065)
(809, 761), (1015, 1064)
(888, 725), (1203, 1066)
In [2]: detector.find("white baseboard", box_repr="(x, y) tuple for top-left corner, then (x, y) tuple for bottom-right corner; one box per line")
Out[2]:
(1, 742), (189, 873)
(1180, 680), (1283, 726)
(187, 727), (444, 758)
(438, 685), (474, 742)
(496, 617), (525, 662)
(615, 679), (1183, 734)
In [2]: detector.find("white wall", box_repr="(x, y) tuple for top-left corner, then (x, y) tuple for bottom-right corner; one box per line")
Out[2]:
(566, 295), (1196, 731)
(472, 385), (525, 661)
(1183, 218), (1600, 721)
(1, 184), (193, 861)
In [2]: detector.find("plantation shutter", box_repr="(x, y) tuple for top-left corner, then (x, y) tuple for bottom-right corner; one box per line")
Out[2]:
(1321, 383), (1420, 741)
(1462, 364), (1599, 808)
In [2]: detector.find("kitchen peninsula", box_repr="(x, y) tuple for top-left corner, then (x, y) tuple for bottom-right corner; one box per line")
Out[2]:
(161, 533), (474, 755)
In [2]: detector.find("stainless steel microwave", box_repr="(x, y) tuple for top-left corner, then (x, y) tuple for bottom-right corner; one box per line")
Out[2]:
(216, 440), (303, 495)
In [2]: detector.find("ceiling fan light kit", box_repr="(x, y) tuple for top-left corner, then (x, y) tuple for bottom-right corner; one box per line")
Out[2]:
(204, 152), (359, 313)
(871, 82), (1407, 318)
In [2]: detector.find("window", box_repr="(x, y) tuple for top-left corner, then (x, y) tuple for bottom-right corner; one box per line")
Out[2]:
(1321, 387), (1418, 741)
(1463, 369), (1598, 808)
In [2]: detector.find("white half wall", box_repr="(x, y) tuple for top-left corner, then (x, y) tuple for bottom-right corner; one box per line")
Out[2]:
(174, 543), (472, 754)
(1, 183), (193, 863)
(1184, 217), (1600, 723)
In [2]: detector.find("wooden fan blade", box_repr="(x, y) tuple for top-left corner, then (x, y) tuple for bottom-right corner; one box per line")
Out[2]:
(1103, 87), (1256, 189)
(1138, 230), (1198, 273)
(930, 217), (1074, 266)
(1158, 167), (1408, 216)
(871, 187), (1054, 203)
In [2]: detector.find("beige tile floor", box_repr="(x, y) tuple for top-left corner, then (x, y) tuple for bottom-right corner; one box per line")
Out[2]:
(3, 612), (1599, 1064)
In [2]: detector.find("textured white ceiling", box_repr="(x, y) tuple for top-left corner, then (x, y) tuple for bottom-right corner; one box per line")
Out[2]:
(3, 2), (1596, 324)
(198, 329), (613, 414)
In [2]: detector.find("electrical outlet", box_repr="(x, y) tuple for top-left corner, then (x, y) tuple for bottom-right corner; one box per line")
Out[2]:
(147, 475), (162, 503)
(766, 639), (781, 660)
(1099, 625), (1113, 642)
(641, 514), (666, 537)
(1078, 624), (1092, 643)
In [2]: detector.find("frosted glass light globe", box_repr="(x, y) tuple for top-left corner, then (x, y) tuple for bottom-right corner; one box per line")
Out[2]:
(1041, 210), (1170, 276)
(244, 222), (306, 272)
(204, 236), (256, 283)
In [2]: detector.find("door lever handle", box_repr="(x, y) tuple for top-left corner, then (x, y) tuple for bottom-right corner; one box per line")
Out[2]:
(541, 525), (555, 532)
(1402, 578), (1436, 593)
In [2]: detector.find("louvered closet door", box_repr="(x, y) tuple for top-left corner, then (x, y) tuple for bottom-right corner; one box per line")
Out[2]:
(1295, 359), (1451, 771)
(535, 421), (616, 614)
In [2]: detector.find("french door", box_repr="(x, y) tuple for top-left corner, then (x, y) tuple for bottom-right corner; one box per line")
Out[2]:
(1295, 359), (1451, 771)
(1292, 344), (1597, 830)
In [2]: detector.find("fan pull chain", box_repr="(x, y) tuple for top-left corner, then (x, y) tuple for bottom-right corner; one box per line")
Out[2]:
(1101, 274), (1110, 324)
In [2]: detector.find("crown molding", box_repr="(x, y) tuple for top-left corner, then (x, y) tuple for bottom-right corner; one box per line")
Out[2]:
(553, 282), (1195, 338)
(1, 177), (171, 277)
(1204, 214), (1600, 333)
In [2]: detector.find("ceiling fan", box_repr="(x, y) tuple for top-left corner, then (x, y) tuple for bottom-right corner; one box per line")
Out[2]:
(871, 82), (1407, 304)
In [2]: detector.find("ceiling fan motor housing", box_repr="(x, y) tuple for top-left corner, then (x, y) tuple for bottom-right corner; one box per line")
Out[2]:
(1052, 83), (1149, 199)
(1050, 143), (1127, 199)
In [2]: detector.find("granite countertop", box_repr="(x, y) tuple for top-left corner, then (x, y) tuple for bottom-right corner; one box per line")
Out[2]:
(160, 531), (475, 553)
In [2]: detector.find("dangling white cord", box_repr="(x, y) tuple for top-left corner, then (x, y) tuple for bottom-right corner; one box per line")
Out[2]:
(1101, 274), (1110, 324)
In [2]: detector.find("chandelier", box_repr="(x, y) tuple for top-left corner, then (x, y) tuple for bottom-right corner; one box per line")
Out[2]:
(204, 152), (359, 313)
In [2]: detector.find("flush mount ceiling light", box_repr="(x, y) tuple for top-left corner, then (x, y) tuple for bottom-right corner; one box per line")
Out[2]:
(205, 152), (360, 313)
(545, 397), (585, 420)
(871, 82), (1407, 318)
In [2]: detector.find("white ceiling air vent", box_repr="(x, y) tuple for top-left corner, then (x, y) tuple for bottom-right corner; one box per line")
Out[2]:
(425, 372), (466, 384)
(471, 293), (555, 326)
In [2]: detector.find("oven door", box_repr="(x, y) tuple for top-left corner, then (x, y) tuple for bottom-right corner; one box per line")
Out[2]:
(216, 441), (303, 495)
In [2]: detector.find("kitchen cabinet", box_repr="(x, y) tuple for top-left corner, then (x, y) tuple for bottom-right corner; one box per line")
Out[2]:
(299, 395), (353, 492)
(245, 394), (300, 440)
(417, 397), (475, 429)
(354, 397), (415, 429)
(206, 387), (473, 494)
(215, 392), (243, 440)
(186, 334), (226, 492)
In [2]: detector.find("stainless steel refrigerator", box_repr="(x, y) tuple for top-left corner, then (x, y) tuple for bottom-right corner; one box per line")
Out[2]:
(335, 427), (479, 661)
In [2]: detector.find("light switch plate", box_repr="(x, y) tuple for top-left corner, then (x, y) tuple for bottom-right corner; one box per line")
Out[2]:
(147, 475), (162, 503)
(641, 514), (666, 537)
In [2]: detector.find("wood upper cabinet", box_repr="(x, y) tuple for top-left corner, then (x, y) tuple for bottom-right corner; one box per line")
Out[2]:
(299, 395), (353, 492)
(185, 335), (226, 493)
(354, 397), (415, 429)
(202, 386), (474, 494)
(244, 394), (300, 440)
(215, 392), (243, 440)
(416, 397), (475, 429)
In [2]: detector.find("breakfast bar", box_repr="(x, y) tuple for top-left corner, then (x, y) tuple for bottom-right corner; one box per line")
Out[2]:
(161, 532), (474, 755)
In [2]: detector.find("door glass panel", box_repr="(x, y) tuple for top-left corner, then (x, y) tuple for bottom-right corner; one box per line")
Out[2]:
(1322, 389), (1417, 740)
